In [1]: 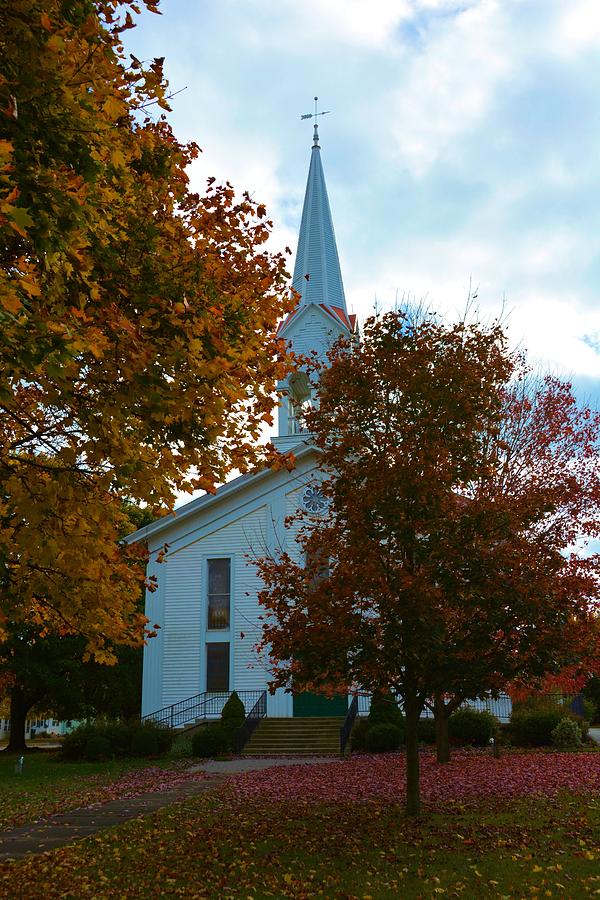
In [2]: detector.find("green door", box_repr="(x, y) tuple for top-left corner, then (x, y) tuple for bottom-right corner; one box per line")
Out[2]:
(293, 692), (348, 717)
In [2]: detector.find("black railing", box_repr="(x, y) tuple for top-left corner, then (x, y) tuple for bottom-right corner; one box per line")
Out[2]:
(339, 695), (359, 756)
(142, 690), (265, 730)
(234, 691), (267, 753)
(420, 692), (583, 724)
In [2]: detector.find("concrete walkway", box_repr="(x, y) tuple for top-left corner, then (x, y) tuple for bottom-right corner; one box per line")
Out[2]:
(0, 775), (223, 861)
(192, 754), (341, 775)
(589, 727), (600, 744)
(0, 756), (340, 861)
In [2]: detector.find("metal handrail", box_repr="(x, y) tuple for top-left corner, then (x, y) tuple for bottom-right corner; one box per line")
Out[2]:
(234, 691), (267, 753)
(142, 690), (265, 730)
(339, 695), (359, 756)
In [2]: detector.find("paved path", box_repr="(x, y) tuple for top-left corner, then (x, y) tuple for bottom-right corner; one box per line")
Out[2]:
(192, 754), (341, 775)
(590, 727), (600, 744)
(0, 756), (340, 861)
(0, 740), (61, 750)
(0, 775), (223, 861)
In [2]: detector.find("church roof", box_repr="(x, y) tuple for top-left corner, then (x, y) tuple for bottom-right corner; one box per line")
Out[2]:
(123, 443), (320, 547)
(291, 126), (348, 316)
(276, 302), (355, 336)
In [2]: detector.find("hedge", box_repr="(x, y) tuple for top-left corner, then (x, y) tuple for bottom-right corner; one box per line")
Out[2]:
(448, 708), (498, 746)
(61, 719), (174, 761)
(192, 724), (231, 758)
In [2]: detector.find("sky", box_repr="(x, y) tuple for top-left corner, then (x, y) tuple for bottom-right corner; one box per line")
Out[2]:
(124, 0), (600, 411)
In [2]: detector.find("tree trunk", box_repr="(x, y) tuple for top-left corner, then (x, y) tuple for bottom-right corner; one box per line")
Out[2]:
(7, 686), (29, 753)
(404, 694), (421, 817)
(434, 693), (451, 764)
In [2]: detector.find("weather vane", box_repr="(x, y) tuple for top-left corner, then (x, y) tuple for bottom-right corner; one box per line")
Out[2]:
(301, 96), (331, 146)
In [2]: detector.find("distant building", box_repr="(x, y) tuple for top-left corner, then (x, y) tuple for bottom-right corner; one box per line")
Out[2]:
(0, 718), (76, 739)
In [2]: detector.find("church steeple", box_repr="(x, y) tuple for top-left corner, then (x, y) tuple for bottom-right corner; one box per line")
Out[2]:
(291, 124), (347, 315)
(274, 117), (356, 448)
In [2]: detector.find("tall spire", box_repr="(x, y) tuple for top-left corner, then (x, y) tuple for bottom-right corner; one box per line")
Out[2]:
(291, 114), (347, 314)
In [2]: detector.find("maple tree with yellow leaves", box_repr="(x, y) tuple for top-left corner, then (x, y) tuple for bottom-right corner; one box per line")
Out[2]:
(0, 1), (293, 660)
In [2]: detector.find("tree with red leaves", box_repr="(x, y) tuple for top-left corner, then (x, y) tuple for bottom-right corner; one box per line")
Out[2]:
(427, 372), (600, 762)
(257, 311), (600, 817)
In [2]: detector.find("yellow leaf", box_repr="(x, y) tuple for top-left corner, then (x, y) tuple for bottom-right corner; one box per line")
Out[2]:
(0, 290), (21, 313)
(20, 278), (41, 297)
(47, 34), (64, 52)
(103, 95), (126, 119)
(0, 138), (13, 162)
(110, 148), (126, 168)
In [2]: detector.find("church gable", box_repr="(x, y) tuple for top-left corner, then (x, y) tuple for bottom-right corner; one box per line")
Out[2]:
(283, 303), (347, 361)
(139, 449), (320, 716)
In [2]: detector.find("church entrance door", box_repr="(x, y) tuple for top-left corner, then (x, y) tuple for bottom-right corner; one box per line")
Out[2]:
(292, 692), (348, 717)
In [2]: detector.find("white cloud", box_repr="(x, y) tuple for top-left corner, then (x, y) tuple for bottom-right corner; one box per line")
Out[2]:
(124, 0), (600, 402)
(298, 0), (412, 46)
(387, 1), (514, 175)
(554, 0), (600, 57)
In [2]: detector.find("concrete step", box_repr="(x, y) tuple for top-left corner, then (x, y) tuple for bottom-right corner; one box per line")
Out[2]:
(247, 739), (339, 747)
(248, 728), (341, 735)
(243, 749), (339, 756)
(263, 718), (344, 725)
(243, 717), (344, 756)
(254, 725), (341, 730)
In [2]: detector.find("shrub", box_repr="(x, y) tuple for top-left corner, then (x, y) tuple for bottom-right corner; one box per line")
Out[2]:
(513, 708), (588, 747)
(510, 709), (564, 746)
(106, 722), (135, 758)
(448, 708), (498, 746)
(192, 724), (231, 758)
(365, 723), (402, 753)
(83, 735), (112, 761)
(417, 717), (437, 744)
(134, 720), (174, 755)
(221, 691), (246, 743)
(583, 676), (600, 723)
(130, 729), (159, 757)
(368, 693), (404, 729)
(61, 725), (94, 760)
(574, 714), (589, 741)
(168, 736), (194, 759)
(61, 719), (174, 761)
(583, 698), (597, 724)
(348, 695), (406, 752)
(552, 717), (582, 749)
(350, 718), (370, 752)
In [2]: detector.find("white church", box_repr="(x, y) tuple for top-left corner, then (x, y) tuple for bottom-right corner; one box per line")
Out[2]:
(127, 122), (359, 727)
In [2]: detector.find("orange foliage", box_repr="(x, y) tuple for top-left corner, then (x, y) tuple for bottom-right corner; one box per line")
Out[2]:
(0, 1), (293, 657)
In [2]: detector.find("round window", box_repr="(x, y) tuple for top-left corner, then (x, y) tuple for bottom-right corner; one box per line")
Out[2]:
(301, 485), (328, 514)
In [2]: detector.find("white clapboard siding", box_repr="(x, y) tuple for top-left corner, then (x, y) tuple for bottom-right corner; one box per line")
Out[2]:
(161, 543), (203, 708)
(160, 506), (267, 708)
(284, 487), (303, 562)
(286, 307), (344, 361)
(141, 558), (166, 717)
(232, 507), (271, 692)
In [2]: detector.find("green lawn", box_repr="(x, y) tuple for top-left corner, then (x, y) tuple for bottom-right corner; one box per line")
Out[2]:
(0, 750), (159, 829)
(1, 791), (598, 898)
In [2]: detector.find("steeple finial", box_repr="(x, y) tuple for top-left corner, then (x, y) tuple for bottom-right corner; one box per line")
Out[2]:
(300, 96), (330, 148)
